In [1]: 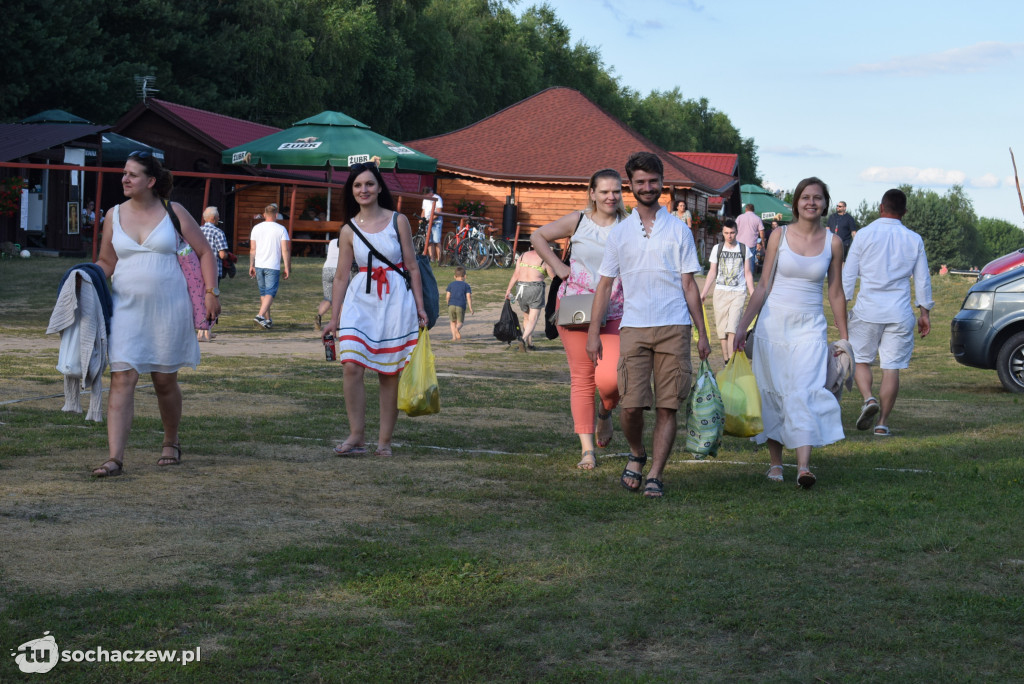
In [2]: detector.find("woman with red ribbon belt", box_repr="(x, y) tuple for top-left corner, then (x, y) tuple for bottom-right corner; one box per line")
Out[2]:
(321, 163), (428, 458)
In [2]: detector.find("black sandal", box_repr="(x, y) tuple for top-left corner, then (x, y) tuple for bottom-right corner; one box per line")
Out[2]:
(92, 460), (124, 478)
(643, 478), (664, 498)
(158, 443), (182, 467)
(620, 449), (647, 492)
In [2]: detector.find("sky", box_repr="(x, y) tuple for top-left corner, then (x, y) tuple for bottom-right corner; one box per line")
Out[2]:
(535, 0), (1024, 228)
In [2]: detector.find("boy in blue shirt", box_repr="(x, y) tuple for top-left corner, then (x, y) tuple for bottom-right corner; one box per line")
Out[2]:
(445, 266), (474, 341)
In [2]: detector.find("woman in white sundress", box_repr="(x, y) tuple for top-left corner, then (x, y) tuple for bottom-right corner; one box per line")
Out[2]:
(92, 152), (220, 477)
(734, 176), (848, 489)
(321, 163), (427, 458)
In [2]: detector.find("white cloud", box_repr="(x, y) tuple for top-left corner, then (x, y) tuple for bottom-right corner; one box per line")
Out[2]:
(765, 145), (838, 158)
(970, 174), (1002, 188)
(845, 41), (1024, 77)
(860, 166), (967, 186)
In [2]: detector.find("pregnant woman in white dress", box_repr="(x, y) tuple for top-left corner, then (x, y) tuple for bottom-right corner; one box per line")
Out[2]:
(734, 177), (848, 488)
(92, 152), (220, 477)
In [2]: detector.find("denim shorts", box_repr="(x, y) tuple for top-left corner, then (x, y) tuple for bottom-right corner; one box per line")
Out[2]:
(429, 218), (443, 244)
(256, 267), (281, 297)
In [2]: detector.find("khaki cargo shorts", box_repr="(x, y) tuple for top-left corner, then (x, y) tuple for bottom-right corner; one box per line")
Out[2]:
(617, 325), (692, 410)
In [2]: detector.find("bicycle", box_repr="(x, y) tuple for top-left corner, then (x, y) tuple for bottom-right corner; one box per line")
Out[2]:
(412, 216), (430, 257)
(441, 218), (488, 269)
(444, 217), (514, 270)
(479, 223), (514, 268)
(460, 219), (515, 269)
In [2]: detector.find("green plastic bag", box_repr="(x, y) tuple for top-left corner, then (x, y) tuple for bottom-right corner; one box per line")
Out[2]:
(684, 359), (724, 458)
(717, 353), (763, 437)
(397, 328), (440, 417)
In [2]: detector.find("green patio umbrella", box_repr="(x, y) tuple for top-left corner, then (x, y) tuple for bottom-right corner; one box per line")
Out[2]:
(20, 109), (93, 124)
(740, 184), (793, 223)
(83, 133), (164, 163)
(221, 111), (436, 219)
(221, 110), (437, 173)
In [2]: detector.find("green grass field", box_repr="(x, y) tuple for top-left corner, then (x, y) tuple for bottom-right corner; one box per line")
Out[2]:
(2, 256), (1022, 682)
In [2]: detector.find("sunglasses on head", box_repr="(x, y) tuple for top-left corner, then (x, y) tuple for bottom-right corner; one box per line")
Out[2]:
(129, 150), (152, 159)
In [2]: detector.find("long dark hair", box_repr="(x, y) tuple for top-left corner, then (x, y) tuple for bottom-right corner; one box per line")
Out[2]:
(127, 151), (173, 199)
(342, 163), (394, 223)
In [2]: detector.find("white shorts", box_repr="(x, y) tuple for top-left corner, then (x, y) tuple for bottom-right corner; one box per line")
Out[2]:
(849, 310), (915, 369)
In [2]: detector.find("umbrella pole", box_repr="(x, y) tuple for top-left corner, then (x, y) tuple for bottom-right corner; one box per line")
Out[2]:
(326, 167), (332, 221)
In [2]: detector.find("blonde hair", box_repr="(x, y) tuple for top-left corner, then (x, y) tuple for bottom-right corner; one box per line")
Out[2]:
(584, 168), (628, 219)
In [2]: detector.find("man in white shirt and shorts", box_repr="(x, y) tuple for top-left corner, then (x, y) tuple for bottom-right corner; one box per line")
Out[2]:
(700, 217), (754, 361)
(843, 188), (933, 436)
(248, 204), (291, 329)
(588, 152), (711, 498)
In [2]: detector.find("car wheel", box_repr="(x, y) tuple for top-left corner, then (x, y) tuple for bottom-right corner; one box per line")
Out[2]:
(995, 330), (1024, 393)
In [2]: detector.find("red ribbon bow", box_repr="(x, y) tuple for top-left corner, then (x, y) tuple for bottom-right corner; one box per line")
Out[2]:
(370, 266), (390, 299)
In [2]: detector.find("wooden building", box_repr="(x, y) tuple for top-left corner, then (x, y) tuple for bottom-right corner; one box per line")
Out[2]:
(115, 99), (427, 250)
(405, 87), (738, 249)
(0, 113), (109, 253)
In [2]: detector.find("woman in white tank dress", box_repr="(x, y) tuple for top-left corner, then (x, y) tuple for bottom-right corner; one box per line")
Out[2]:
(92, 152), (220, 477)
(735, 177), (848, 488)
(531, 169), (629, 471)
(321, 163), (427, 458)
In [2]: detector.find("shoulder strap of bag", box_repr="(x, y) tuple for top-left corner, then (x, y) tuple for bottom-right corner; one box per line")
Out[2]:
(162, 199), (182, 239)
(715, 242), (745, 272)
(763, 226), (785, 295)
(349, 215), (412, 294)
(560, 211), (585, 264)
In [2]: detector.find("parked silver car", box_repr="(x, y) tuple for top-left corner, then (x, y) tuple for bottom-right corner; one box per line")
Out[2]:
(950, 268), (1024, 392)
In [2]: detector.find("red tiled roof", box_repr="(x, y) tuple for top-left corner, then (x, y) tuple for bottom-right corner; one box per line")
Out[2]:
(406, 87), (736, 194)
(671, 152), (738, 176)
(145, 99), (281, 149)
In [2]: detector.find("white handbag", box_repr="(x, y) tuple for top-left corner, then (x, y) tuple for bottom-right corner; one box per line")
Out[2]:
(556, 293), (606, 328)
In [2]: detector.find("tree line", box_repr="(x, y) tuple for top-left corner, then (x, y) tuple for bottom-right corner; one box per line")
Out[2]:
(5, 0), (760, 184)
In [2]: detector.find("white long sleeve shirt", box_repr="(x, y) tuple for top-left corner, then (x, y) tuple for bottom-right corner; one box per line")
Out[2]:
(843, 217), (934, 323)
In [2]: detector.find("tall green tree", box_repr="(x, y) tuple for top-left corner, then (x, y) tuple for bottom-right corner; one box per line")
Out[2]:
(903, 185), (983, 270)
(3, 0), (761, 184)
(627, 89), (761, 185)
(977, 217), (1024, 263)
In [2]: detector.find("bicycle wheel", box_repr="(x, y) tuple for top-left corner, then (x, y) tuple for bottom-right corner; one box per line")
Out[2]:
(458, 237), (490, 270)
(412, 234), (426, 258)
(492, 238), (515, 268)
(440, 233), (458, 266)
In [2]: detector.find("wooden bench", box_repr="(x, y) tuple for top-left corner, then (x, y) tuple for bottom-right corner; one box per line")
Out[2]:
(289, 220), (342, 256)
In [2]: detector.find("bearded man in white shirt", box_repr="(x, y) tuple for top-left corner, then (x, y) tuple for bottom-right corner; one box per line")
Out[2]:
(843, 188), (934, 436)
(587, 151), (711, 498)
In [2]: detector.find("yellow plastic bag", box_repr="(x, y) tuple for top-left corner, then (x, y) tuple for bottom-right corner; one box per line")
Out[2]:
(397, 328), (440, 417)
(692, 302), (710, 342)
(716, 352), (763, 437)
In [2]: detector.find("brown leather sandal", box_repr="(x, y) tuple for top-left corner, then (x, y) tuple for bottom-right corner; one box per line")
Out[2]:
(92, 460), (124, 478)
(158, 443), (182, 467)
